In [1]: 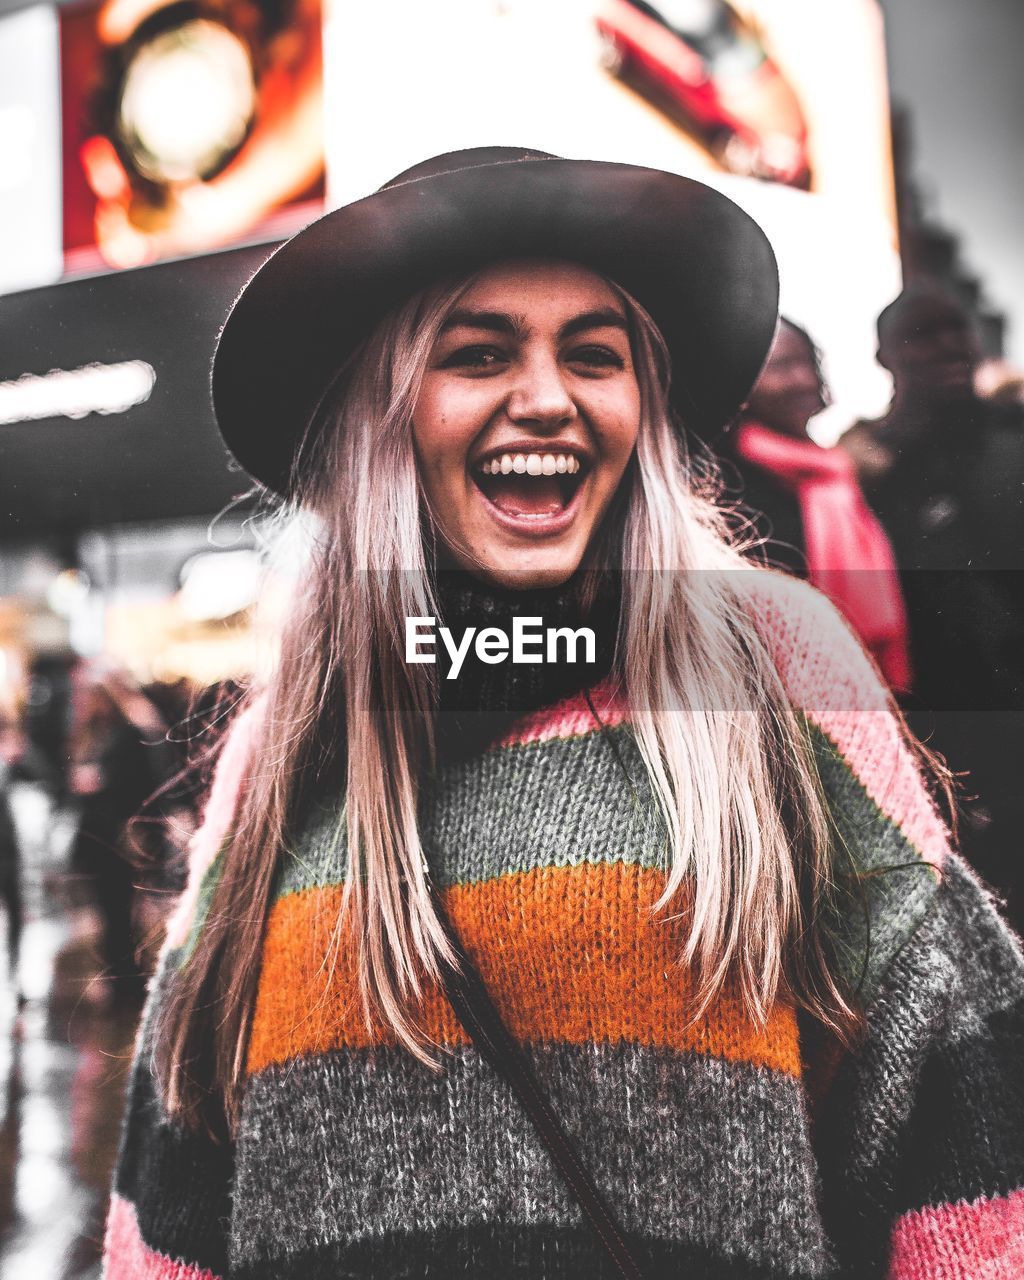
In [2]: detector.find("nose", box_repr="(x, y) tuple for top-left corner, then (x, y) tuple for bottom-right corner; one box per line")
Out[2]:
(506, 351), (577, 429)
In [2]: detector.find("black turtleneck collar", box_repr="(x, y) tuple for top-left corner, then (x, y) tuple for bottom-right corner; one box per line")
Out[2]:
(431, 569), (620, 761)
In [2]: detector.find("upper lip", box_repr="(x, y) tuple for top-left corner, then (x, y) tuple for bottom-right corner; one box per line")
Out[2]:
(471, 439), (593, 470)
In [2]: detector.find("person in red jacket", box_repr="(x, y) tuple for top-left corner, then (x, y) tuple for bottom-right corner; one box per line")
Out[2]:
(729, 317), (912, 694)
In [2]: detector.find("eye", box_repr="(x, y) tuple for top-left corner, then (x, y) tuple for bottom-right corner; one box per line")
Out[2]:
(438, 344), (508, 371)
(565, 344), (627, 372)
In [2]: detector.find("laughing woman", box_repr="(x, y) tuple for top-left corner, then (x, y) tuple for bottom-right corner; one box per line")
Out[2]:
(104, 151), (1024, 1280)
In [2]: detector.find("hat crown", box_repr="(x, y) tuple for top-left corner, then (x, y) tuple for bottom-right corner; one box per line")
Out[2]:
(214, 148), (779, 494)
(381, 147), (556, 191)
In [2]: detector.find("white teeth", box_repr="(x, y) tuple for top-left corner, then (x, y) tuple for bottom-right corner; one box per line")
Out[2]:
(479, 451), (581, 476)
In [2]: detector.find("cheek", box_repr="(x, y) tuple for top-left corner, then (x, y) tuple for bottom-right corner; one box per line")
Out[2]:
(754, 374), (785, 402)
(592, 387), (641, 470)
(412, 381), (486, 477)
(410, 385), (450, 472)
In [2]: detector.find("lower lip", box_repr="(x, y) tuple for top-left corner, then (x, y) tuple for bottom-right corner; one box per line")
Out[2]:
(472, 471), (587, 537)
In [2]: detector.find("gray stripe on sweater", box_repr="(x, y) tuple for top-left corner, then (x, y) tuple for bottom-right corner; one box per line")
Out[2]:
(811, 853), (1024, 1277)
(932, 855), (1024, 1041)
(277, 726), (669, 898)
(231, 1041), (830, 1277)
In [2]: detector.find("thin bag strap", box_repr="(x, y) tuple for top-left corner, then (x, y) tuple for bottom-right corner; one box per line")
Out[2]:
(428, 881), (650, 1280)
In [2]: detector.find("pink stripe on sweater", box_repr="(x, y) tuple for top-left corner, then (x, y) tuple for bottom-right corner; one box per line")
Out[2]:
(746, 572), (950, 870)
(103, 1193), (223, 1280)
(495, 677), (628, 748)
(498, 573), (948, 870)
(164, 701), (261, 952)
(888, 1187), (1024, 1279)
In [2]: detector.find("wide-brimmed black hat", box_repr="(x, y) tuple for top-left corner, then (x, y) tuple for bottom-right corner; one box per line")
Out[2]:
(212, 147), (779, 494)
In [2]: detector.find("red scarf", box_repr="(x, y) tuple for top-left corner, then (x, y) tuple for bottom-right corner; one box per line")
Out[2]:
(736, 422), (913, 694)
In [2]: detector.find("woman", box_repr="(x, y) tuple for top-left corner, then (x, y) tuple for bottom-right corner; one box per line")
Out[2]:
(103, 150), (1024, 1280)
(0, 717), (23, 1002)
(728, 318), (912, 695)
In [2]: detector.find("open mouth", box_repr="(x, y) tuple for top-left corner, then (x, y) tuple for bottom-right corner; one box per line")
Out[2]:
(473, 450), (587, 522)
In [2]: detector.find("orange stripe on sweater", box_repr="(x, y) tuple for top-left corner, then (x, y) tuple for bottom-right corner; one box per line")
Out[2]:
(247, 862), (800, 1078)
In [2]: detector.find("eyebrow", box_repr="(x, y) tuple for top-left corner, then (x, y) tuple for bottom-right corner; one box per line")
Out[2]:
(441, 307), (629, 341)
(442, 309), (527, 338)
(559, 309), (629, 339)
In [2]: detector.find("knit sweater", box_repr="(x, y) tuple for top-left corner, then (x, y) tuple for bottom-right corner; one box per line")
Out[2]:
(103, 572), (1024, 1279)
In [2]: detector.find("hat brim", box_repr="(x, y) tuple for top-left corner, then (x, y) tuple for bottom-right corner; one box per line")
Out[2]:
(212, 156), (779, 495)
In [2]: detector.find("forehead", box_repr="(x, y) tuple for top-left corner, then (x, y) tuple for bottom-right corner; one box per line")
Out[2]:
(453, 258), (624, 318)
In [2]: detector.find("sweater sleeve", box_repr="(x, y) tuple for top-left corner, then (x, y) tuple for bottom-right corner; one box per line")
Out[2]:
(102, 702), (261, 1280)
(746, 571), (1024, 1277)
(809, 854), (1024, 1280)
(880, 860), (1024, 1279)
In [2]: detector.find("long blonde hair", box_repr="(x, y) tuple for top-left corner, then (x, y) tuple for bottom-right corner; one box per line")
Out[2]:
(157, 268), (855, 1135)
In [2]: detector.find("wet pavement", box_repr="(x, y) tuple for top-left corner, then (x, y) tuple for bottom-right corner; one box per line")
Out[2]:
(0, 785), (143, 1280)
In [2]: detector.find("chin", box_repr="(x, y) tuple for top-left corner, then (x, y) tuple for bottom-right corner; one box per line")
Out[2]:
(469, 544), (584, 592)
(479, 563), (579, 591)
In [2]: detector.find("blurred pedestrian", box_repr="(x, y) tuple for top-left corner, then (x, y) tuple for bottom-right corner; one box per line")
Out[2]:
(842, 283), (1024, 515)
(843, 284), (1024, 929)
(0, 655), (28, 1004)
(67, 669), (176, 1000)
(728, 318), (912, 692)
(0, 731), (23, 1003)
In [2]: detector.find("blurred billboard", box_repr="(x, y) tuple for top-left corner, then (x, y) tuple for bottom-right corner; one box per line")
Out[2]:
(0, 0), (901, 549)
(59, 0), (325, 273)
(327, 0), (900, 432)
(0, 5), (62, 295)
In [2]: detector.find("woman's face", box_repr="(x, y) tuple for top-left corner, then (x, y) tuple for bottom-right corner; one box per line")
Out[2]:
(745, 322), (826, 440)
(412, 260), (641, 589)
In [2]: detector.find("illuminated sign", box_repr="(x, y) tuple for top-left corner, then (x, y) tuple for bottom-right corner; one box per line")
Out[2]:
(60, 0), (325, 273)
(0, 360), (156, 426)
(0, 4), (62, 295)
(326, 0), (899, 428)
(0, 241), (274, 535)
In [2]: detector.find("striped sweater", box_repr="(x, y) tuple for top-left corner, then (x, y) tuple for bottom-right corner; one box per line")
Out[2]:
(104, 573), (1024, 1279)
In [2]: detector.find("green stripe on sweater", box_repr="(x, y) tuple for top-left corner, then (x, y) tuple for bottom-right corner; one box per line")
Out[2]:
(807, 722), (940, 1002)
(274, 718), (939, 1001)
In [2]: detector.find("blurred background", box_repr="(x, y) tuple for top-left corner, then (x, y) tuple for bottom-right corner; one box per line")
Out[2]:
(0, 0), (1021, 1274)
